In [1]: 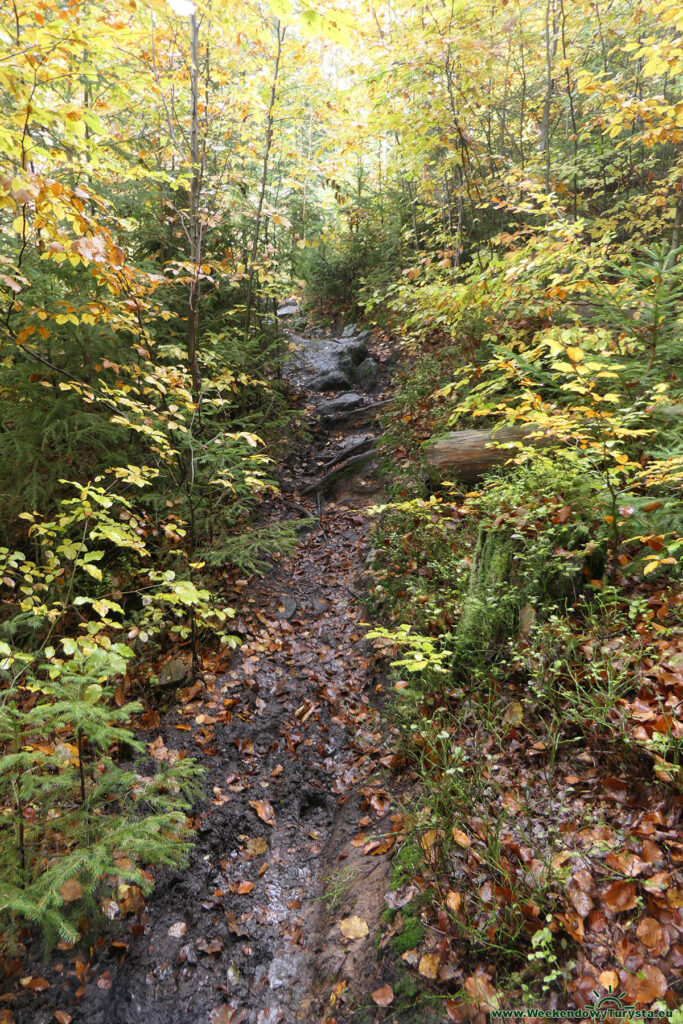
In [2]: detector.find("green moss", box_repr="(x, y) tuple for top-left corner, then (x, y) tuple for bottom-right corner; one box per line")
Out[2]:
(390, 838), (423, 890)
(394, 973), (419, 1000)
(392, 913), (426, 955)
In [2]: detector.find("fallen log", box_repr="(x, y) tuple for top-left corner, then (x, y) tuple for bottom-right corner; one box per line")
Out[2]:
(425, 425), (556, 480)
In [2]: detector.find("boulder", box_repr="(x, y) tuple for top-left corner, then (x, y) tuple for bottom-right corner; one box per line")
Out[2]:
(341, 323), (357, 338)
(356, 357), (379, 390)
(158, 658), (188, 688)
(342, 339), (368, 364)
(318, 393), (363, 418)
(338, 353), (356, 378)
(277, 596), (298, 620)
(277, 301), (300, 317)
(311, 369), (353, 391)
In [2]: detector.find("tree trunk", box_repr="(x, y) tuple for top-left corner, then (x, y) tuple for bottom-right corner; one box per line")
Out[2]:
(186, 12), (202, 400)
(244, 20), (283, 339)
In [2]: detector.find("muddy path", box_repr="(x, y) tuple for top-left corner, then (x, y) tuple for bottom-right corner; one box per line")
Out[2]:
(6, 320), (405, 1024)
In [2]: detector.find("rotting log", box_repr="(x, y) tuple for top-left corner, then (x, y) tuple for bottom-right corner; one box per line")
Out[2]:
(425, 425), (556, 480)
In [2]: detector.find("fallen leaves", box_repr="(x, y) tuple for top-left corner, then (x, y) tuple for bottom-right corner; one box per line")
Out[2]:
(636, 916), (664, 949)
(602, 880), (638, 912)
(209, 1007), (247, 1024)
(445, 890), (461, 913)
(168, 921), (188, 938)
(196, 937), (223, 955)
(451, 828), (470, 848)
(20, 977), (50, 992)
(245, 836), (268, 858)
(623, 963), (667, 1003)
(117, 883), (145, 916)
(418, 952), (440, 979)
(598, 970), (619, 991)
(371, 984), (394, 1006)
(58, 878), (83, 903)
(339, 915), (368, 940)
(464, 971), (500, 1010)
(250, 799), (275, 826)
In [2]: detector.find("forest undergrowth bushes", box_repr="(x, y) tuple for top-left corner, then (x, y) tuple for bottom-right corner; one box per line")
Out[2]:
(0, 199), (303, 955)
(0, 323), (303, 950)
(367, 236), (683, 1014)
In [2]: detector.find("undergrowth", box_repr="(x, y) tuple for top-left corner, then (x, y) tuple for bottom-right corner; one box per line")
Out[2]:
(367, 256), (683, 1014)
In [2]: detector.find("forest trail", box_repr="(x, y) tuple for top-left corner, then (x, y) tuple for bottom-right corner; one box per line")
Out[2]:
(10, 320), (402, 1024)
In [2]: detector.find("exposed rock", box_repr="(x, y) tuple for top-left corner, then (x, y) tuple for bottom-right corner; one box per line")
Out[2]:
(338, 353), (355, 378)
(311, 369), (353, 391)
(276, 596), (298, 620)
(356, 357), (379, 390)
(158, 658), (188, 688)
(286, 332), (373, 392)
(344, 339), (368, 364)
(341, 323), (357, 338)
(355, 330), (370, 343)
(276, 301), (299, 317)
(317, 393), (363, 418)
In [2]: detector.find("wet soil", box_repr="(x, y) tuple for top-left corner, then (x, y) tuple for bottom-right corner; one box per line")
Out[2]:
(4, 324), (406, 1024)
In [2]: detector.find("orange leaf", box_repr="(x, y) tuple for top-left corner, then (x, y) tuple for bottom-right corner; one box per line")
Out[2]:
(603, 880), (637, 912)
(249, 799), (275, 826)
(636, 916), (663, 949)
(371, 984), (394, 1006)
(451, 828), (470, 848)
(599, 970), (619, 991)
(464, 971), (501, 1010)
(625, 964), (666, 1004)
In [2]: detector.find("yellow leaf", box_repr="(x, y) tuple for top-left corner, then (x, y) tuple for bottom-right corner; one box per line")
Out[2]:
(599, 970), (619, 991)
(643, 561), (660, 575)
(565, 346), (584, 362)
(452, 827), (470, 847)
(446, 890), (461, 913)
(504, 701), (523, 725)
(339, 915), (368, 940)
(418, 952), (440, 979)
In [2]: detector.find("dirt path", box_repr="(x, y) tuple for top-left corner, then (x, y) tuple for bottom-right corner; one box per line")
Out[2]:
(6, 323), (402, 1024)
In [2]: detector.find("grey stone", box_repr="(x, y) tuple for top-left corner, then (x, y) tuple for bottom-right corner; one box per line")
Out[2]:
(355, 329), (370, 343)
(341, 323), (357, 338)
(344, 340), (368, 364)
(338, 353), (355, 378)
(317, 392), (362, 417)
(311, 370), (353, 391)
(356, 357), (379, 389)
(158, 658), (187, 687)
(277, 596), (297, 620)
(276, 301), (299, 317)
